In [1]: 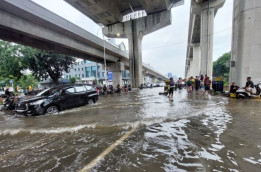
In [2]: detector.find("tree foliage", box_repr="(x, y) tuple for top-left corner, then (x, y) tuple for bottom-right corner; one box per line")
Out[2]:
(68, 77), (80, 84)
(213, 52), (231, 77)
(18, 74), (39, 89)
(0, 41), (26, 80)
(1, 40), (76, 87)
(23, 50), (76, 84)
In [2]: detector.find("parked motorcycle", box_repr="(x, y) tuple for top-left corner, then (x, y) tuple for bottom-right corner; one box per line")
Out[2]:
(236, 83), (261, 99)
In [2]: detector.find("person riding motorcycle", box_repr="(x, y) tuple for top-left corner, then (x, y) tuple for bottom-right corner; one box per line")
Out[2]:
(5, 88), (12, 97)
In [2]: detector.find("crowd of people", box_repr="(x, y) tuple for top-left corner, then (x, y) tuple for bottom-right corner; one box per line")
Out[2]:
(168, 75), (212, 99)
(167, 75), (257, 100)
(95, 84), (131, 95)
(229, 77), (255, 94)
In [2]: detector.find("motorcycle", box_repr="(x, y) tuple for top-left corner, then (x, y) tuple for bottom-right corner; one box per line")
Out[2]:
(1, 96), (16, 111)
(236, 83), (261, 99)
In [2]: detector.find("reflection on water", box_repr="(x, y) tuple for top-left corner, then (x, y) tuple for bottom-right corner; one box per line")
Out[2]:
(0, 88), (261, 172)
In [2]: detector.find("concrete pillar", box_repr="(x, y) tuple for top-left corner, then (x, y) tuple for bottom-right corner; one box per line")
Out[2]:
(187, 67), (191, 79)
(189, 58), (194, 77)
(141, 71), (145, 84)
(103, 11), (171, 88)
(200, 7), (214, 79)
(151, 77), (156, 84)
(127, 20), (143, 88)
(230, 0), (261, 87)
(192, 46), (201, 77)
(107, 62), (124, 88)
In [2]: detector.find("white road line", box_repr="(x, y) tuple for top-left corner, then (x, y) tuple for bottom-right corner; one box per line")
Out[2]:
(78, 123), (141, 172)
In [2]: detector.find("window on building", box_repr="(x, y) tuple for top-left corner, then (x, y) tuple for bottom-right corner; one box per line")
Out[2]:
(102, 72), (105, 77)
(82, 68), (84, 71)
(91, 66), (96, 77)
(98, 72), (100, 77)
(75, 74), (77, 77)
(86, 67), (91, 77)
(82, 74), (84, 78)
(75, 69), (76, 72)
(69, 75), (71, 79)
(78, 68), (80, 71)
(81, 61), (83, 65)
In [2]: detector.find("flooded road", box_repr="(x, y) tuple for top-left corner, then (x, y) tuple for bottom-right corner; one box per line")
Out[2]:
(0, 87), (261, 172)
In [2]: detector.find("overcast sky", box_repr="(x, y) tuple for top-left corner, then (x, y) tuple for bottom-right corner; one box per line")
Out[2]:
(32, 0), (233, 78)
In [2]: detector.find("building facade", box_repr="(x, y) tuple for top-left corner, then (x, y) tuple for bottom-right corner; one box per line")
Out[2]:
(63, 60), (130, 85)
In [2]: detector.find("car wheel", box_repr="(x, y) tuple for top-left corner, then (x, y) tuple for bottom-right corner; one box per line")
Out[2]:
(88, 98), (95, 104)
(46, 106), (59, 115)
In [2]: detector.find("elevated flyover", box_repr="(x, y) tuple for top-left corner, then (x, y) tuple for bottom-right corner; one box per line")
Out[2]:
(65, 0), (184, 87)
(185, 0), (225, 79)
(0, 0), (167, 87)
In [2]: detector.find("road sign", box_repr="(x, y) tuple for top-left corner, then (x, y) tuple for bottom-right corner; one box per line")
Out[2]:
(108, 71), (113, 82)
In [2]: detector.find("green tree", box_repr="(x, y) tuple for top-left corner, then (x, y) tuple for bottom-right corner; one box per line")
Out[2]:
(0, 40), (29, 90)
(18, 74), (39, 89)
(213, 52), (231, 86)
(213, 52), (231, 77)
(25, 50), (76, 84)
(0, 41), (25, 79)
(68, 77), (80, 84)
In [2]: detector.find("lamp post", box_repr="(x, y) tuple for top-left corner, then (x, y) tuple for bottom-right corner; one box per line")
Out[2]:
(103, 35), (107, 86)
(97, 27), (109, 85)
(97, 27), (110, 86)
(103, 36), (111, 86)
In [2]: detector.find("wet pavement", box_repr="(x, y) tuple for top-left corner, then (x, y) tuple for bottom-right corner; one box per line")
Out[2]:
(0, 87), (261, 172)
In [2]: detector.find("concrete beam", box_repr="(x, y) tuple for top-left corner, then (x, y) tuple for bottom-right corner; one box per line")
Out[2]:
(65, 0), (182, 26)
(0, 0), (128, 64)
(191, 0), (226, 15)
(0, 0), (167, 82)
(103, 11), (171, 38)
(103, 11), (171, 88)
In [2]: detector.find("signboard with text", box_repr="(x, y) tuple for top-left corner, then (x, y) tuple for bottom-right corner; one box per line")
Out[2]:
(108, 71), (113, 82)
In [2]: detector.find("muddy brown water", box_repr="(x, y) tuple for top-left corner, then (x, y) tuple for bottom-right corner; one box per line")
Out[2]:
(0, 87), (261, 172)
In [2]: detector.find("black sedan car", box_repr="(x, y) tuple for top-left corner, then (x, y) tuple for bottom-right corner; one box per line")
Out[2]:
(15, 84), (98, 116)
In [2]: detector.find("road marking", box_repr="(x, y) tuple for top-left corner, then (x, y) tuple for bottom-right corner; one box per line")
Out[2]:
(78, 123), (141, 172)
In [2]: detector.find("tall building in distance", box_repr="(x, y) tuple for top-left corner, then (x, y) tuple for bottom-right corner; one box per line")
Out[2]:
(63, 40), (130, 85)
(62, 60), (130, 85)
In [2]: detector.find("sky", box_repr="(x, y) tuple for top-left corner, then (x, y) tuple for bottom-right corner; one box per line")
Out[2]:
(32, 0), (233, 78)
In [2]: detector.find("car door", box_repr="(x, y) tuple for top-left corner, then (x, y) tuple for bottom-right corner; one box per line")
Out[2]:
(74, 85), (88, 106)
(59, 87), (76, 110)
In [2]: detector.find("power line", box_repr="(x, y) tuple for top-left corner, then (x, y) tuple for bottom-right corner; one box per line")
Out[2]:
(142, 27), (232, 51)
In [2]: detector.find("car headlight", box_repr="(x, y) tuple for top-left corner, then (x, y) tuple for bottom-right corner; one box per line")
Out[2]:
(29, 99), (45, 105)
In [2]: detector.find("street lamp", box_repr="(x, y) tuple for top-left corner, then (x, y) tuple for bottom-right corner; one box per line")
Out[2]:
(103, 37), (111, 86)
(97, 27), (110, 86)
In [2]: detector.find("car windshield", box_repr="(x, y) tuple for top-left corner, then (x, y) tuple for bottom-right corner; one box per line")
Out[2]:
(36, 88), (60, 96)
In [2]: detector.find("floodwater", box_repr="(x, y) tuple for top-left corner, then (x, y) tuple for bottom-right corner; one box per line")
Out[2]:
(0, 87), (261, 172)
